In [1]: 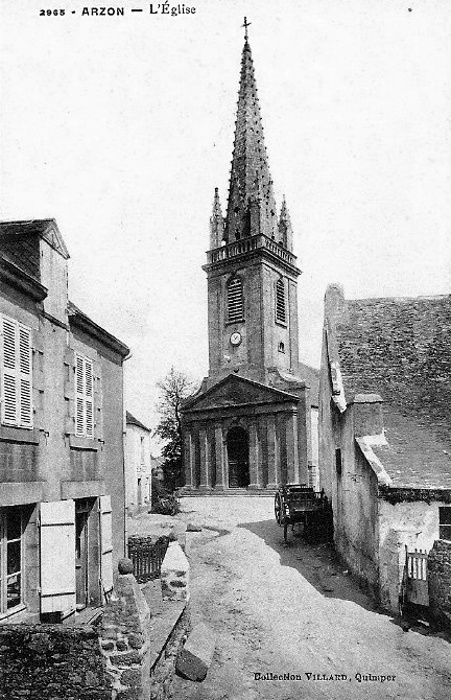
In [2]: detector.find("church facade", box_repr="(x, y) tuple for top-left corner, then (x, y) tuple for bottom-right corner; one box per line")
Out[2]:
(181, 25), (316, 493)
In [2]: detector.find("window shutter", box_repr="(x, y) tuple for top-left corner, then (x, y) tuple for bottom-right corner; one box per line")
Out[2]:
(40, 500), (76, 614)
(227, 277), (244, 323)
(85, 360), (94, 438)
(19, 326), (32, 427)
(99, 495), (113, 601)
(2, 317), (18, 425)
(75, 355), (94, 438)
(276, 278), (286, 324)
(75, 356), (84, 436)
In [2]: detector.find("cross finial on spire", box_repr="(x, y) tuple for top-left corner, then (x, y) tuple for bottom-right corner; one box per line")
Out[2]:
(242, 17), (251, 41)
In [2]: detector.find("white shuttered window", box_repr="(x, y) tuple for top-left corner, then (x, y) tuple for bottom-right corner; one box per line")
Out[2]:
(1, 316), (33, 428)
(75, 354), (94, 438)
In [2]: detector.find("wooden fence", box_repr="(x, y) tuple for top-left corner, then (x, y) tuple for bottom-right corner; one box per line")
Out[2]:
(406, 548), (428, 581)
(401, 546), (429, 609)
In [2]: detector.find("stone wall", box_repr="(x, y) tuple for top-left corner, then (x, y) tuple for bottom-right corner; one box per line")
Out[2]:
(0, 562), (189, 700)
(0, 625), (112, 700)
(100, 570), (151, 700)
(428, 539), (451, 629)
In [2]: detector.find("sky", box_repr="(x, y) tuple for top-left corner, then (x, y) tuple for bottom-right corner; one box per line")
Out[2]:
(1, 0), (450, 444)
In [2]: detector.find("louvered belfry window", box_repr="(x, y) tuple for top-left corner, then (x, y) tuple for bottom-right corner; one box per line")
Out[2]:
(227, 277), (244, 323)
(276, 278), (287, 324)
(1, 316), (33, 428)
(75, 354), (94, 438)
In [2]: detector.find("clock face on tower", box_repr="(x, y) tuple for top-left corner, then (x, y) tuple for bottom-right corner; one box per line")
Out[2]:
(230, 331), (242, 347)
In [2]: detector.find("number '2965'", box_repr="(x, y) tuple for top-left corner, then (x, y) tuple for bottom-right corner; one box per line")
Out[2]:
(40, 9), (66, 15)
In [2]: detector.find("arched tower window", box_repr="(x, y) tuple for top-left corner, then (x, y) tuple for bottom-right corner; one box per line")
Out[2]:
(227, 277), (244, 323)
(275, 278), (286, 324)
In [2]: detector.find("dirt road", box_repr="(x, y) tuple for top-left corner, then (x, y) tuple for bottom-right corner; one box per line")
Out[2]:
(168, 496), (450, 700)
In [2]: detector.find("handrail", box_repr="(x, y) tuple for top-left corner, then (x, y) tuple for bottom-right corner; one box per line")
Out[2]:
(207, 234), (297, 266)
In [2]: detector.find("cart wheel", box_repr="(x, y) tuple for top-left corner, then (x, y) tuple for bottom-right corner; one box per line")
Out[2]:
(274, 493), (283, 526)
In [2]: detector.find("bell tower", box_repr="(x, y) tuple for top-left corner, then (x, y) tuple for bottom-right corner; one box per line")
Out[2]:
(203, 20), (302, 387)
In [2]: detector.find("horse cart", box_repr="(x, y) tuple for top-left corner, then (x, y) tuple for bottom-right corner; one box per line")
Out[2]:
(274, 484), (327, 543)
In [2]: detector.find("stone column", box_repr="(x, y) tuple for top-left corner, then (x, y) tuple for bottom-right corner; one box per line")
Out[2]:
(214, 423), (227, 490)
(286, 412), (300, 484)
(248, 421), (262, 489)
(184, 430), (195, 489)
(199, 426), (212, 490)
(266, 414), (279, 489)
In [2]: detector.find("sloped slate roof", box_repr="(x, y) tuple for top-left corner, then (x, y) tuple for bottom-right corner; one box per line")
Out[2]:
(126, 411), (151, 432)
(371, 407), (451, 489)
(332, 293), (451, 489)
(0, 219), (70, 261)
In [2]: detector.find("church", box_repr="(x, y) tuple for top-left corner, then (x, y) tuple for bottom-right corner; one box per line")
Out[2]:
(181, 22), (318, 494)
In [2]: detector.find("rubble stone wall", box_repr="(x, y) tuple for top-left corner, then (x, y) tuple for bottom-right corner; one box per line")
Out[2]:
(428, 539), (451, 629)
(100, 572), (151, 700)
(0, 569), (189, 700)
(0, 624), (112, 700)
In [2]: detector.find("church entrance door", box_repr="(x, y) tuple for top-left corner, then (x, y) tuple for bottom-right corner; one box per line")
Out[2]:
(227, 427), (250, 488)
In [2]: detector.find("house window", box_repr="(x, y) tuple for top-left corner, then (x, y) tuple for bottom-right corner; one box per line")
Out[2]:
(278, 342), (285, 353)
(227, 277), (244, 323)
(275, 278), (286, 324)
(75, 354), (94, 438)
(1, 316), (33, 428)
(439, 507), (451, 541)
(0, 507), (23, 614)
(140, 436), (145, 465)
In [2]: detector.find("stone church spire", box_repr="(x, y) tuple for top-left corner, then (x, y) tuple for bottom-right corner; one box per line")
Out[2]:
(278, 196), (294, 251)
(210, 187), (225, 249)
(225, 20), (278, 243)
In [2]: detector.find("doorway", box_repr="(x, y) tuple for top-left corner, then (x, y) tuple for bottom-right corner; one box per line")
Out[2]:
(227, 427), (250, 488)
(75, 499), (93, 610)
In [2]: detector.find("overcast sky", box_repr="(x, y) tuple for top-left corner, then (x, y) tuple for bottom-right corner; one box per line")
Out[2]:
(1, 0), (450, 441)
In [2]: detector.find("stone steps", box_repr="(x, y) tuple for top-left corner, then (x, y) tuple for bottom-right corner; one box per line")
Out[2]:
(179, 488), (276, 497)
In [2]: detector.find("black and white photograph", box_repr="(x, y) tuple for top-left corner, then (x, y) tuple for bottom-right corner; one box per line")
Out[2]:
(0, 0), (451, 698)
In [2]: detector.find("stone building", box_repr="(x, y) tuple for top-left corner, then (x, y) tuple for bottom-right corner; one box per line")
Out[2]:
(125, 410), (152, 512)
(0, 218), (129, 623)
(319, 284), (451, 611)
(181, 26), (318, 493)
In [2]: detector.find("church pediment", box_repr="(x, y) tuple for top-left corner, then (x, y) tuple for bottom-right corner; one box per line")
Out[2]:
(182, 374), (299, 413)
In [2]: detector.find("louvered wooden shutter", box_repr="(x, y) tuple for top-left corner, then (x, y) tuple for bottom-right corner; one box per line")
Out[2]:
(2, 317), (18, 425)
(40, 500), (76, 614)
(227, 277), (244, 323)
(19, 326), (32, 427)
(85, 360), (94, 438)
(276, 278), (286, 323)
(1, 317), (33, 428)
(75, 355), (85, 436)
(99, 495), (113, 600)
(75, 355), (94, 438)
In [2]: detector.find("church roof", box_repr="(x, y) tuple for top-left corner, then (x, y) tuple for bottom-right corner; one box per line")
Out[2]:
(224, 25), (278, 242)
(182, 372), (303, 413)
(297, 364), (320, 406)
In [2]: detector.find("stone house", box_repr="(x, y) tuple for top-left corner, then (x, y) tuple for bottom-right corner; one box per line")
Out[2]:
(319, 284), (451, 612)
(181, 29), (318, 493)
(0, 218), (130, 623)
(125, 411), (152, 512)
